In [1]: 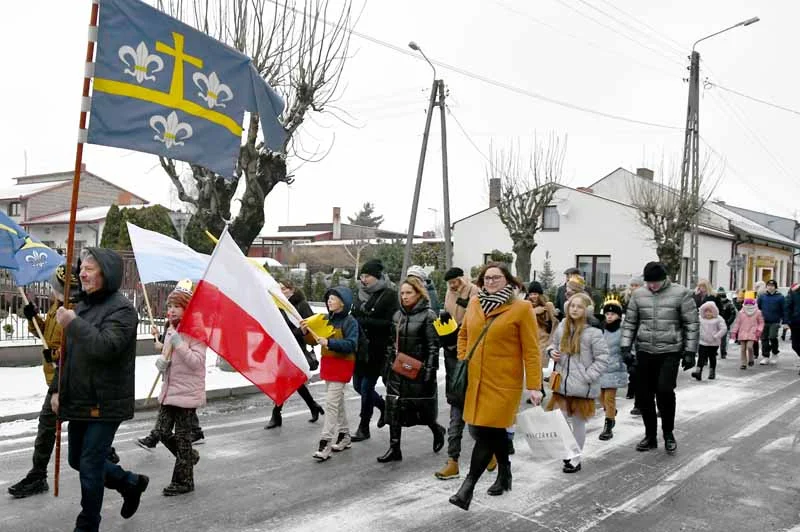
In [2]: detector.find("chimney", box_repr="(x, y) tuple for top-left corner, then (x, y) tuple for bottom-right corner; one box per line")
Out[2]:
(636, 168), (654, 180)
(576, 187), (593, 194)
(489, 178), (501, 208)
(332, 207), (341, 239)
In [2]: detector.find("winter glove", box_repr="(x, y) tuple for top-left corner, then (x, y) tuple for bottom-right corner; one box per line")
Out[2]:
(423, 367), (435, 383)
(155, 356), (171, 373)
(23, 303), (37, 320)
(456, 297), (470, 309)
(620, 346), (634, 367)
(42, 348), (53, 364)
(681, 351), (696, 371)
(439, 311), (452, 324)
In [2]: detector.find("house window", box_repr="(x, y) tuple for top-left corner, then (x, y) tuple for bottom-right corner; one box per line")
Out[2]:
(708, 260), (718, 288)
(542, 206), (560, 231)
(576, 255), (611, 291)
(7, 202), (20, 217)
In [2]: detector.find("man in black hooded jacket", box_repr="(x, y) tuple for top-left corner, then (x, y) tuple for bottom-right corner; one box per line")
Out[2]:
(50, 248), (147, 532)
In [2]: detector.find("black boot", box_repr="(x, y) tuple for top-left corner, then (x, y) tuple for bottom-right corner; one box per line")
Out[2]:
(351, 418), (371, 442)
(265, 406), (282, 429)
(636, 435), (658, 452)
(691, 366), (703, 381)
(449, 476), (476, 511)
(136, 433), (158, 450)
(598, 418), (615, 441)
(507, 434), (515, 456)
(432, 424), (446, 453)
(308, 402), (324, 423)
(487, 462), (512, 495)
(708, 368), (716, 380)
(376, 404), (386, 429)
(377, 426), (402, 463)
(664, 432), (677, 454)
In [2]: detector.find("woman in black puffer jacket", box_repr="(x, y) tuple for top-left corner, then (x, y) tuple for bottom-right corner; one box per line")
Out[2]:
(377, 277), (446, 463)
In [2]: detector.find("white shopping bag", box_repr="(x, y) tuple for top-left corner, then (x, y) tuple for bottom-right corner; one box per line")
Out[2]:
(517, 407), (581, 461)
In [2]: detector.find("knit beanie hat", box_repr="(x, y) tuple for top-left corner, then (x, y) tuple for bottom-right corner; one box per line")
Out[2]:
(527, 281), (544, 295)
(167, 279), (194, 309)
(717, 287), (726, 295)
(360, 259), (383, 278)
(602, 295), (623, 317)
(406, 265), (428, 281)
(643, 262), (668, 282)
(444, 267), (464, 282)
(566, 274), (585, 293)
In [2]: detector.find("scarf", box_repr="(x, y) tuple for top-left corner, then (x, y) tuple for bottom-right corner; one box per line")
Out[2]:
(478, 285), (515, 315)
(358, 276), (387, 303)
(604, 319), (621, 333)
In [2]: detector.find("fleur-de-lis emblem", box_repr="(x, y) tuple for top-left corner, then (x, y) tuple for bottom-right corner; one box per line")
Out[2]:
(150, 111), (193, 148)
(192, 72), (233, 108)
(118, 42), (164, 84)
(25, 251), (47, 269)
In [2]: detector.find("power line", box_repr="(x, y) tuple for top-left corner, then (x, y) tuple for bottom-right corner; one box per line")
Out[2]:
(264, 0), (682, 131)
(549, 0), (686, 68)
(488, 0), (678, 79)
(594, 0), (687, 56)
(706, 81), (800, 118)
(574, 0), (686, 59)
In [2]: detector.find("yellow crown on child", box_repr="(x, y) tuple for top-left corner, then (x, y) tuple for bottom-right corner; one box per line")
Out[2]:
(174, 278), (194, 295)
(434, 316), (458, 336)
(603, 294), (622, 307)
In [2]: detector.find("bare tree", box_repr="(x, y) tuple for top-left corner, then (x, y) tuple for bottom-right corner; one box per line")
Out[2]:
(627, 159), (720, 280)
(490, 134), (567, 282)
(342, 229), (371, 275)
(156, 0), (353, 252)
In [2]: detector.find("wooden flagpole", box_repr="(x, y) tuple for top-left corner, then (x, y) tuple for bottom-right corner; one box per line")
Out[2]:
(17, 288), (48, 350)
(54, 0), (100, 498)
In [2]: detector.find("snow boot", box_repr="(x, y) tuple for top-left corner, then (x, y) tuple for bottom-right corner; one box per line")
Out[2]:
(599, 418), (615, 441)
(487, 462), (512, 495)
(136, 434), (158, 450)
(449, 477), (476, 511)
(487, 455), (497, 472)
(691, 367), (703, 381)
(435, 458), (460, 480)
(708, 368), (716, 380)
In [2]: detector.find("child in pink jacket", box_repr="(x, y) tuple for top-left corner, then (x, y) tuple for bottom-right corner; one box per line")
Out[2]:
(731, 297), (764, 370)
(692, 301), (727, 381)
(153, 280), (207, 496)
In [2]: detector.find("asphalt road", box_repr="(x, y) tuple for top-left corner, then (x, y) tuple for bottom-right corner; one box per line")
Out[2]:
(2, 348), (800, 532)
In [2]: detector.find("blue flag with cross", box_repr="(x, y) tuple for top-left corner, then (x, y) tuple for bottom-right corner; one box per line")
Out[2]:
(87, 0), (286, 178)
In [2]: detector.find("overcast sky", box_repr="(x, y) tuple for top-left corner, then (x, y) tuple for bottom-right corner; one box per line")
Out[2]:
(3, 0), (798, 236)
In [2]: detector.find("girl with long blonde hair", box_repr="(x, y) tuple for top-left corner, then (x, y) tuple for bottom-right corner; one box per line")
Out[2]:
(546, 292), (609, 473)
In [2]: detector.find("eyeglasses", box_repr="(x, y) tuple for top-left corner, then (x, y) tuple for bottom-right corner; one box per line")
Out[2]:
(484, 275), (505, 283)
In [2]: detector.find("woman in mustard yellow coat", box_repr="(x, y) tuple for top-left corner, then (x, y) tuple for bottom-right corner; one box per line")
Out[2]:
(449, 263), (543, 511)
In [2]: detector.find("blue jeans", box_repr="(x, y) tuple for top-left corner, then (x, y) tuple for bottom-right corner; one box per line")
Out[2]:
(353, 373), (385, 421)
(68, 420), (138, 532)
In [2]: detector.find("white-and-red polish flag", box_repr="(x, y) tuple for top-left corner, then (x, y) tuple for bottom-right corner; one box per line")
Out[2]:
(178, 231), (310, 405)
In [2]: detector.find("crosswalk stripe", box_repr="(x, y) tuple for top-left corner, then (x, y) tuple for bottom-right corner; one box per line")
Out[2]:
(730, 397), (800, 441)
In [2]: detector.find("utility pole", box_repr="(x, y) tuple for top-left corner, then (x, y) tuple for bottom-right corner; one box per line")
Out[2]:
(679, 51), (700, 288)
(680, 17), (759, 287)
(402, 41), (453, 276)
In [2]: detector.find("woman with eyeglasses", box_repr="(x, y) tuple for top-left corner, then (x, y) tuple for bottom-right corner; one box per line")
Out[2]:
(449, 262), (542, 511)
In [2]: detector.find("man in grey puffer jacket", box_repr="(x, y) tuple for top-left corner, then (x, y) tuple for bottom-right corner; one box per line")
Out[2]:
(620, 262), (699, 455)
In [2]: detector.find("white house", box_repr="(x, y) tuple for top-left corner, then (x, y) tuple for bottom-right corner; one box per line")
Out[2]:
(589, 168), (800, 290)
(452, 167), (737, 290)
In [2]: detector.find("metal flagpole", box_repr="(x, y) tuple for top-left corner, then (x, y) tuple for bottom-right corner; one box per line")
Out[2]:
(54, 0), (99, 497)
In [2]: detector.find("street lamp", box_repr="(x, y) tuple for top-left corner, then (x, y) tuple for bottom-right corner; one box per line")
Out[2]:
(401, 41), (453, 276)
(680, 16), (759, 287)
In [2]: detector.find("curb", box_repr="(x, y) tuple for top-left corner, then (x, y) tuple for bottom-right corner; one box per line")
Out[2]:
(0, 374), (322, 425)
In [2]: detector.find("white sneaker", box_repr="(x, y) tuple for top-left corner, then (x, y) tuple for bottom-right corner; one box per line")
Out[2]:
(312, 439), (333, 461)
(759, 358), (769, 365)
(770, 355), (778, 365)
(332, 432), (351, 452)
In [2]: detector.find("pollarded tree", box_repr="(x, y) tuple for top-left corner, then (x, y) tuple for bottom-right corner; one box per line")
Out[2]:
(156, 0), (353, 253)
(627, 159), (718, 280)
(491, 134), (567, 283)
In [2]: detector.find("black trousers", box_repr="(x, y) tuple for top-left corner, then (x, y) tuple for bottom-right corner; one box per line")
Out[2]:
(29, 391), (57, 479)
(697, 345), (719, 369)
(635, 352), (681, 438)
(791, 323), (800, 358)
(466, 425), (510, 482)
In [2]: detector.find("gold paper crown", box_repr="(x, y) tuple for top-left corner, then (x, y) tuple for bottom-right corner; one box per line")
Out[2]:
(55, 264), (80, 287)
(305, 313), (335, 339)
(603, 294), (622, 308)
(174, 278), (194, 295)
(568, 274), (585, 287)
(434, 316), (458, 336)
(744, 290), (756, 300)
